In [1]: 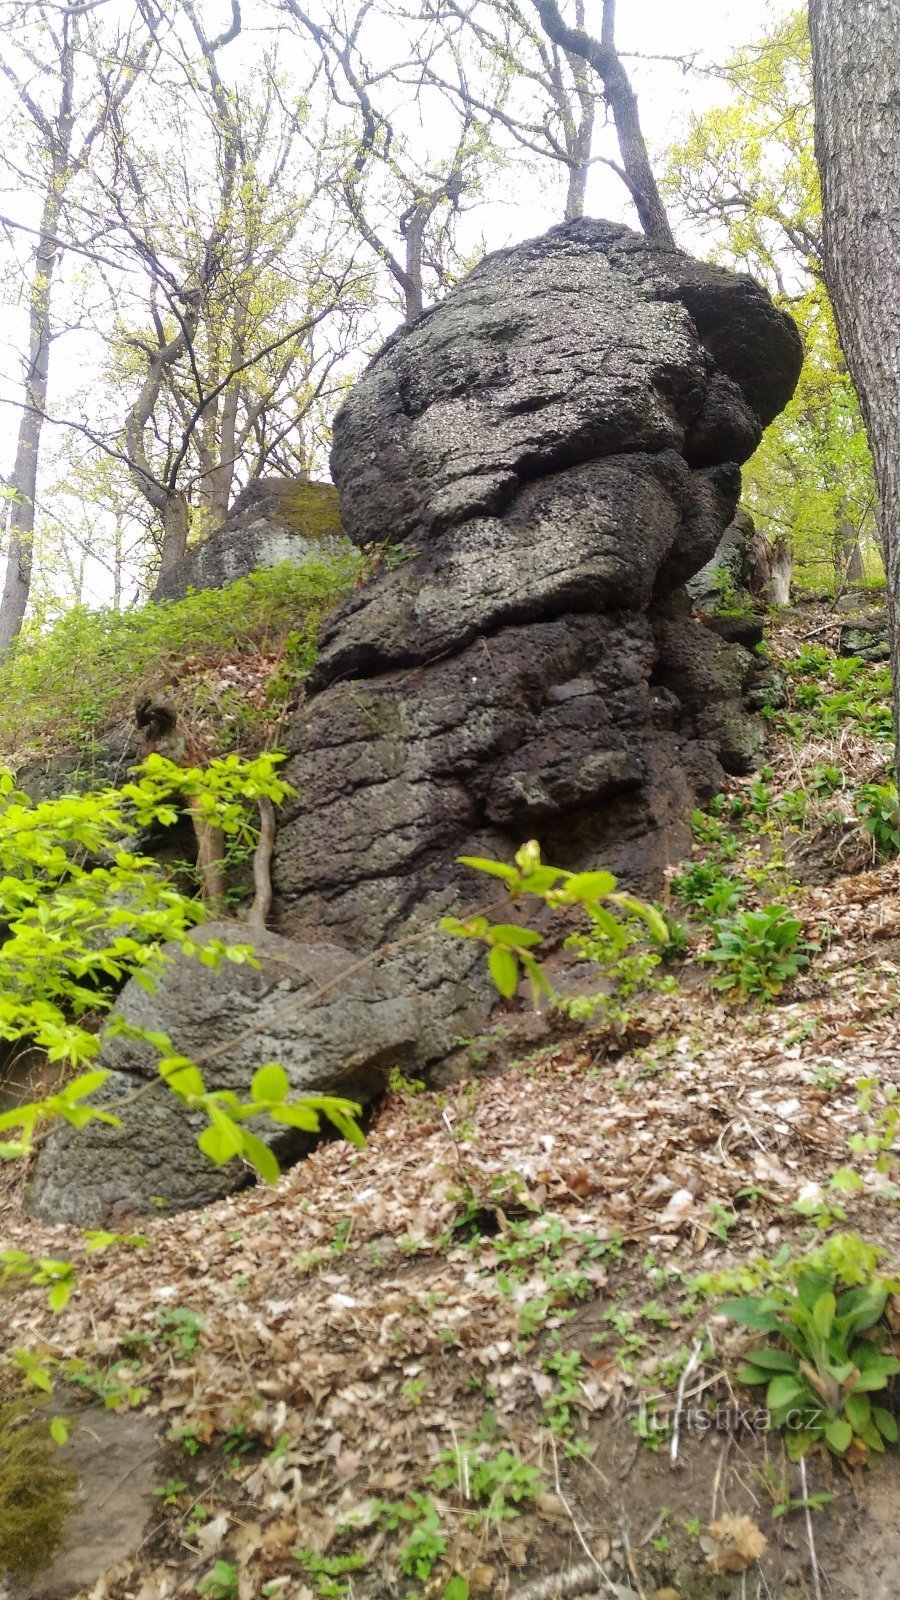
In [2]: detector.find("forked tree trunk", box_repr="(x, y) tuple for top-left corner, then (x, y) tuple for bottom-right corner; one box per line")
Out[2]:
(809, 0), (900, 781)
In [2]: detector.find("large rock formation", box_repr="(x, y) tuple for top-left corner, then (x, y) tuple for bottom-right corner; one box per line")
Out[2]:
(29, 219), (802, 1222)
(273, 218), (800, 941)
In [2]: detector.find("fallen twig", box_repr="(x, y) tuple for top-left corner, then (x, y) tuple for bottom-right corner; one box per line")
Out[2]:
(799, 1455), (824, 1600)
(669, 1335), (704, 1464)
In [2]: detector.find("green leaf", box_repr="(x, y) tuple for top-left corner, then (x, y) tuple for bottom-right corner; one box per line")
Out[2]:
(241, 1131), (281, 1186)
(50, 1416), (70, 1447)
(562, 870), (617, 900)
(741, 1347), (798, 1372)
(824, 1417), (852, 1454)
(61, 1069), (110, 1102)
(844, 1392), (871, 1430)
(158, 1058), (205, 1101)
(735, 1363), (771, 1386)
(766, 1374), (808, 1411)
(443, 1581), (470, 1600)
(812, 1291), (836, 1340)
(48, 1279), (72, 1314)
(488, 945), (519, 998)
(457, 855), (519, 883)
(872, 1406), (898, 1442)
(487, 923), (542, 948)
(606, 893), (669, 941)
(251, 1063), (290, 1103)
(718, 1297), (780, 1332)
(829, 1166), (865, 1193)
(197, 1118), (243, 1166)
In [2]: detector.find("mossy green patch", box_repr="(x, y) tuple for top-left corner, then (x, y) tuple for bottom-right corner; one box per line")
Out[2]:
(0, 1403), (76, 1579)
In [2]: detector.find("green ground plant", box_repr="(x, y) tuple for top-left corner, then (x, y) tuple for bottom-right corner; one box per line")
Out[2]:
(0, 557), (362, 768)
(855, 781), (900, 856)
(430, 1443), (542, 1526)
(443, 840), (669, 1018)
(702, 905), (814, 999)
(704, 1232), (900, 1461)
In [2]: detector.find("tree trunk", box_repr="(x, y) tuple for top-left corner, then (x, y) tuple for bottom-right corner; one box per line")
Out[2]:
(809, 0), (900, 779)
(834, 520), (865, 589)
(769, 535), (793, 607)
(533, 0), (674, 245)
(0, 174), (65, 656)
(155, 494), (191, 588)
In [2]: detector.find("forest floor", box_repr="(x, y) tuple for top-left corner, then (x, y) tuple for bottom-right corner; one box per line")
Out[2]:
(4, 601), (900, 1600)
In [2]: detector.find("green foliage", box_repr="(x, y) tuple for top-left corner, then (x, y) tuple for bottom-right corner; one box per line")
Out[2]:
(670, 859), (746, 917)
(0, 760), (363, 1188)
(662, 9), (878, 592)
(702, 905), (814, 999)
(0, 1402), (77, 1577)
(0, 557), (363, 768)
(430, 1444), (541, 1524)
(373, 1492), (447, 1580)
(540, 1346), (586, 1438)
(196, 1559), (239, 1599)
(856, 782), (900, 856)
(294, 1548), (367, 1599)
(717, 1233), (900, 1460)
(443, 839), (669, 1016)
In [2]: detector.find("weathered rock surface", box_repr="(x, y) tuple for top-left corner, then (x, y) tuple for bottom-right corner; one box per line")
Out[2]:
(838, 599), (889, 662)
(154, 479), (349, 603)
(27, 923), (420, 1222)
(686, 506), (774, 650)
(275, 219), (800, 944)
(31, 219), (802, 1222)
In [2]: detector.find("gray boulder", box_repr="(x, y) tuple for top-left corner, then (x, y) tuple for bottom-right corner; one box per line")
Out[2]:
(27, 923), (419, 1223)
(153, 479), (350, 603)
(838, 603), (889, 662)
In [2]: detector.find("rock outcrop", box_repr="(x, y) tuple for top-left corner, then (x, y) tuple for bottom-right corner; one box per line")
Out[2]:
(837, 593), (889, 661)
(274, 219), (800, 939)
(154, 479), (349, 603)
(27, 923), (419, 1223)
(687, 507), (776, 649)
(29, 218), (802, 1222)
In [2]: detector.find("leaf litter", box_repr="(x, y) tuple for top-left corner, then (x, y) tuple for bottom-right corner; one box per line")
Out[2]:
(3, 604), (900, 1599)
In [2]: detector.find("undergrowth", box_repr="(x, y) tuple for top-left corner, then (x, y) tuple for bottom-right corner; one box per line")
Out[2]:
(0, 556), (363, 769)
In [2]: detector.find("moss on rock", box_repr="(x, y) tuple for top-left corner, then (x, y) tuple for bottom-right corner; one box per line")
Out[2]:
(0, 1403), (76, 1579)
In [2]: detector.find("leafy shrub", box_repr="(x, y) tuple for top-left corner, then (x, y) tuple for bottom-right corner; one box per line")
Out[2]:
(856, 781), (900, 856)
(0, 759), (362, 1182)
(718, 1233), (900, 1461)
(702, 905), (814, 999)
(444, 841), (669, 1019)
(0, 557), (362, 768)
(670, 860), (745, 916)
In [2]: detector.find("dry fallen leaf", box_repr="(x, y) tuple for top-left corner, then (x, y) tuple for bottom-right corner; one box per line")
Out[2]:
(701, 1513), (768, 1574)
